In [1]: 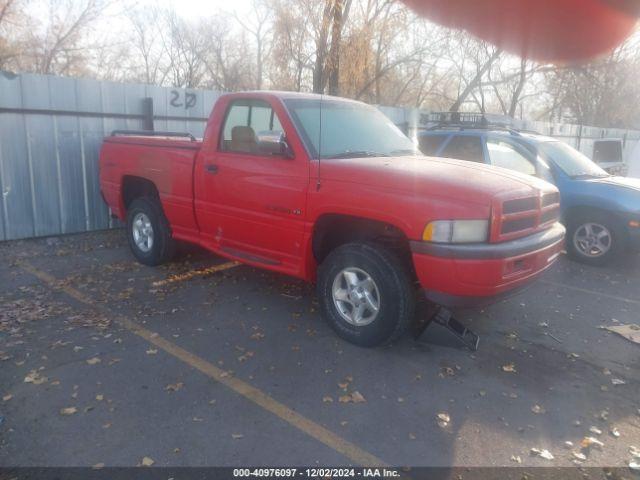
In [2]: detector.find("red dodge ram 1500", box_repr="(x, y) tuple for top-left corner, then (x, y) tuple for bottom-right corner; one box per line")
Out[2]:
(99, 91), (565, 347)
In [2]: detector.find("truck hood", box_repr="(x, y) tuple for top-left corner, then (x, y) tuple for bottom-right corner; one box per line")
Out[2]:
(320, 155), (553, 205)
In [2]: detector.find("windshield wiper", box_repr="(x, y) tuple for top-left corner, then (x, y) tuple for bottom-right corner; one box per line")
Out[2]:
(571, 173), (610, 179)
(326, 151), (389, 159)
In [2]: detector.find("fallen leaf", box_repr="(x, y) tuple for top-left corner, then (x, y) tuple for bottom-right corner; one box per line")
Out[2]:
(322, 396), (333, 403)
(146, 349), (158, 355)
(580, 436), (604, 449)
(232, 433), (243, 439)
(338, 382), (349, 390)
(86, 357), (101, 365)
(95, 394), (104, 401)
(350, 391), (366, 403)
(531, 404), (546, 414)
(436, 412), (450, 428)
(610, 428), (620, 438)
(2, 394), (12, 402)
(602, 324), (640, 345)
(141, 456), (154, 467)
(24, 370), (48, 385)
(60, 407), (77, 415)
(439, 366), (456, 377)
(530, 448), (554, 460)
(237, 351), (254, 362)
(589, 426), (602, 435)
(502, 363), (517, 373)
(165, 382), (184, 392)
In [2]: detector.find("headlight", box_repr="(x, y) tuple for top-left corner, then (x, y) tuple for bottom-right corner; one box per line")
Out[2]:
(422, 220), (489, 243)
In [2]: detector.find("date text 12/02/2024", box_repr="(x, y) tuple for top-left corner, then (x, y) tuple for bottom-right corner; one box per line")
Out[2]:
(232, 468), (401, 478)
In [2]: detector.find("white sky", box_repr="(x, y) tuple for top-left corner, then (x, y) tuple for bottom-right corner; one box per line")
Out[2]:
(139, 0), (254, 19)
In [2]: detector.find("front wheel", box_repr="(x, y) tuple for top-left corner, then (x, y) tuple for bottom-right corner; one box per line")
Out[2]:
(566, 214), (621, 266)
(317, 243), (415, 347)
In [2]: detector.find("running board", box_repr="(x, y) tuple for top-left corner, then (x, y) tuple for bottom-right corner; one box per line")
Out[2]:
(414, 306), (480, 351)
(220, 246), (281, 266)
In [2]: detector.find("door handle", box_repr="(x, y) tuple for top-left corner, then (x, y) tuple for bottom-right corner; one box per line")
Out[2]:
(205, 164), (219, 174)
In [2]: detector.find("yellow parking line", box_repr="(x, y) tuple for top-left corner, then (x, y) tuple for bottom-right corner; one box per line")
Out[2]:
(18, 261), (386, 467)
(152, 261), (241, 287)
(541, 279), (640, 306)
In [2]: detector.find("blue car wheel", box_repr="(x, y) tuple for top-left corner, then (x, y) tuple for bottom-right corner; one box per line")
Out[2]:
(566, 213), (621, 266)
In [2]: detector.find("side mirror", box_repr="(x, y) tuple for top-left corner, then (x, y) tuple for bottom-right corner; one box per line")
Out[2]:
(256, 131), (293, 158)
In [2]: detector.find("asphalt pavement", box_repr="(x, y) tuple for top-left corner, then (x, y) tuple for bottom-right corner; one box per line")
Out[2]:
(0, 230), (639, 472)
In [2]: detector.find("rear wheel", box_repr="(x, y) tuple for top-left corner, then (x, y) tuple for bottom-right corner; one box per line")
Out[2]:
(317, 243), (415, 347)
(566, 213), (621, 266)
(126, 197), (175, 266)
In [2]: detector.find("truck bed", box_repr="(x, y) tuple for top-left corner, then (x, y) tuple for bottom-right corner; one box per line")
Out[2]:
(99, 133), (203, 235)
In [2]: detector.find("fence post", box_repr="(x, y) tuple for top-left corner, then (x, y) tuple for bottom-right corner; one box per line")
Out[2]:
(142, 97), (154, 131)
(577, 124), (583, 150)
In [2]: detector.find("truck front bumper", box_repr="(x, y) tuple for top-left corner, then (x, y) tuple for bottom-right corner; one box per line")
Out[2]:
(410, 222), (565, 308)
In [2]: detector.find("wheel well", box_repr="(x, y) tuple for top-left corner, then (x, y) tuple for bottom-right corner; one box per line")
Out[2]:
(122, 176), (159, 210)
(312, 214), (413, 270)
(563, 206), (621, 228)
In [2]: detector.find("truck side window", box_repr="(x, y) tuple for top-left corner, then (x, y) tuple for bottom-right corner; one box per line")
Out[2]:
(419, 135), (448, 155)
(221, 100), (284, 154)
(440, 136), (484, 163)
(487, 139), (536, 175)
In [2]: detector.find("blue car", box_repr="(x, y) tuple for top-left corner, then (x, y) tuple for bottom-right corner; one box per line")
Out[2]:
(419, 124), (640, 265)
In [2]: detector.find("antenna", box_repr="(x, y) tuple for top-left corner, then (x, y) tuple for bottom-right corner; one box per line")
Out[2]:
(316, 94), (323, 191)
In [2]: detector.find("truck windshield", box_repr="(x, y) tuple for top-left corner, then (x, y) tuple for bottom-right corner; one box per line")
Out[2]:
(283, 98), (418, 159)
(538, 141), (609, 178)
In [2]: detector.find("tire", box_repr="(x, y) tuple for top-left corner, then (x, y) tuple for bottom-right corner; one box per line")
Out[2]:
(566, 212), (622, 266)
(126, 197), (175, 266)
(317, 243), (415, 347)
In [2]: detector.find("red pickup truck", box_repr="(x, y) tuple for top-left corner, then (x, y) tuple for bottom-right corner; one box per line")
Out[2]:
(99, 91), (565, 347)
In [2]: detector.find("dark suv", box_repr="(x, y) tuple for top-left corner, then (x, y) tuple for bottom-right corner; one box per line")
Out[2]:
(419, 115), (640, 266)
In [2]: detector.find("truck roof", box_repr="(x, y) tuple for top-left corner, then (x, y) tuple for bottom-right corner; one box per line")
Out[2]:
(220, 90), (364, 104)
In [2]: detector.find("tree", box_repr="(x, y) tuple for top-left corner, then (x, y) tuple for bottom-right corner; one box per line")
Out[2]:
(26, 0), (111, 75)
(233, 0), (272, 89)
(540, 38), (640, 127)
(0, 0), (27, 70)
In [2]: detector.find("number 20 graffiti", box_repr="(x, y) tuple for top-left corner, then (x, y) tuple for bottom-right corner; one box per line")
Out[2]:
(170, 90), (197, 110)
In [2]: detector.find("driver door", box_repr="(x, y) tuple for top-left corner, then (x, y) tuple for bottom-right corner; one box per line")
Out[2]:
(196, 98), (310, 276)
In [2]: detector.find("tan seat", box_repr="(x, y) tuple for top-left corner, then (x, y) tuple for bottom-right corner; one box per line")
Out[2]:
(231, 126), (258, 152)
